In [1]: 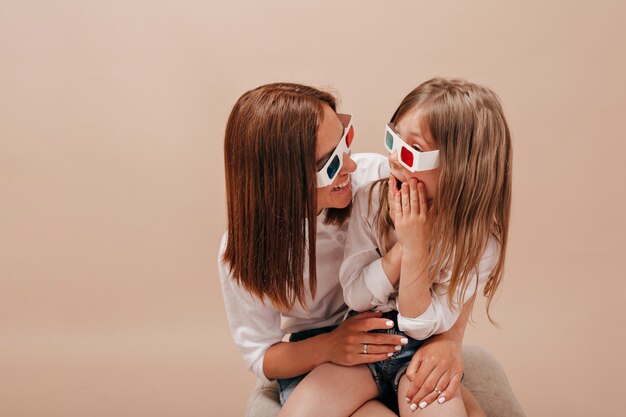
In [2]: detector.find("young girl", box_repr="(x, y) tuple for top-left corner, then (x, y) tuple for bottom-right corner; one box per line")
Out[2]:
(278, 78), (512, 417)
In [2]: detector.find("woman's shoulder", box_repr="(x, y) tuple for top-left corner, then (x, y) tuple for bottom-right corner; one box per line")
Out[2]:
(351, 153), (389, 189)
(352, 179), (385, 226)
(350, 153), (387, 210)
(217, 232), (230, 277)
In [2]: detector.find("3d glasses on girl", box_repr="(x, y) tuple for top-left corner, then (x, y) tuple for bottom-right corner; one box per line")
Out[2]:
(316, 113), (354, 188)
(384, 123), (439, 172)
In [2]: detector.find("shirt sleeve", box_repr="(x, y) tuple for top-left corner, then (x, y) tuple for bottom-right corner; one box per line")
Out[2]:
(397, 238), (500, 340)
(339, 184), (396, 312)
(218, 234), (285, 382)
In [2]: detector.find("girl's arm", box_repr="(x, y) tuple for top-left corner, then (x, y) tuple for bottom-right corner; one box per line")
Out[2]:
(340, 183), (401, 312)
(393, 179), (499, 340)
(394, 179), (433, 319)
(397, 237), (499, 340)
(380, 175), (405, 284)
(380, 242), (402, 286)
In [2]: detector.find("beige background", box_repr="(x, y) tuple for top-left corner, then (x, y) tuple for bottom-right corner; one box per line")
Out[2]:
(1, 1), (625, 416)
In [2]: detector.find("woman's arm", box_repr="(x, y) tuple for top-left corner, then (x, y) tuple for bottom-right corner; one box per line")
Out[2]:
(263, 311), (408, 379)
(219, 234), (286, 382)
(221, 233), (408, 381)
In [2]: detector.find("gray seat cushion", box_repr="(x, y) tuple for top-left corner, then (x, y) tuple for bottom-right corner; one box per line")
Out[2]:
(245, 345), (525, 417)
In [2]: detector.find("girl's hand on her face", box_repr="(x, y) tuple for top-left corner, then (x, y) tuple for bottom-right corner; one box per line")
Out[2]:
(393, 178), (430, 253)
(387, 176), (398, 224)
(325, 311), (409, 366)
(402, 335), (464, 409)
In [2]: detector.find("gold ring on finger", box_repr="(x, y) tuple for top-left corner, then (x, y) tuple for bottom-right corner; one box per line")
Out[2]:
(434, 388), (442, 395)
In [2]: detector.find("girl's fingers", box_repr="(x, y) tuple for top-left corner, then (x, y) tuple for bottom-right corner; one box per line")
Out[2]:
(394, 190), (402, 219)
(409, 178), (418, 216)
(418, 182), (427, 217)
(388, 178), (398, 223)
(401, 182), (410, 215)
(388, 178), (396, 205)
(390, 176), (399, 193)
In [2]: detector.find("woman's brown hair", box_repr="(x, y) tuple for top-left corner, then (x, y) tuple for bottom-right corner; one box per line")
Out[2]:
(222, 82), (349, 310)
(372, 78), (512, 322)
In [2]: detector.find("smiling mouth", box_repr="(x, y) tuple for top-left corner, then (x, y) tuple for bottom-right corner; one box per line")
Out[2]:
(331, 176), (350, 192)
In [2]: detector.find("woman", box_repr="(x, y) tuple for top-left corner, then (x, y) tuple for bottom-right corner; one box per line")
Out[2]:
(218, 82), (482, 415)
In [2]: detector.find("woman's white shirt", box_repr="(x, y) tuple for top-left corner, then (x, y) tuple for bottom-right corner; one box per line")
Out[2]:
(218, 153), (389, 381)
(339, 182), (499, 340)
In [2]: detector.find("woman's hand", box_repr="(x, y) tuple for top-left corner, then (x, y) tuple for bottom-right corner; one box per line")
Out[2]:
(403, 334), (464, 408)
(393, 178), (430, 254)
(323, 311), (409, 366)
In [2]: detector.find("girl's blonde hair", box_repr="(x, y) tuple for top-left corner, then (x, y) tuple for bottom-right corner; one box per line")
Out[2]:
(372, 78), (512, 322)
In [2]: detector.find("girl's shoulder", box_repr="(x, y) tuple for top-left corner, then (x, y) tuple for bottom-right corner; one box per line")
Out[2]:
(483, 235), (501, 262)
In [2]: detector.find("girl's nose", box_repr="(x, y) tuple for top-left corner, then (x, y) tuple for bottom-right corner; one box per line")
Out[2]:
(388, 150), (401, 168)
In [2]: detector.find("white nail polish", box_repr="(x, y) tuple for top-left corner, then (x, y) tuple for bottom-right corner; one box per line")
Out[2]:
(419, 401), (428, 409)
(400, 337), (409, 344)
(409, 403), (417, 411)
(405, 397), (411, 403)
(395, 345), (402, 351)
(386, 320), (394, 327)
(438, 397), (446, 404)
(387, 352), (394, 357)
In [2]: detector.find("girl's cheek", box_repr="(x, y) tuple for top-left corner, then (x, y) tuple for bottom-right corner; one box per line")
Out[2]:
(408, 172), (438, 199)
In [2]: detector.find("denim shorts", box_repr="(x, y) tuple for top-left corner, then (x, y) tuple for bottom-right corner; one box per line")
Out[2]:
(276, 324), (338, 405)
(277, 311), (425, 409)
(349, 310), (425, 411)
